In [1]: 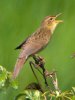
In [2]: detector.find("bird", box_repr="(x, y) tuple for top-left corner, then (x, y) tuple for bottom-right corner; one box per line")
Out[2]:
(13, 13), (63, 79)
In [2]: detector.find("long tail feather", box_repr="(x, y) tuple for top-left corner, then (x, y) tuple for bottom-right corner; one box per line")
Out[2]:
(13, 50), (27, 79)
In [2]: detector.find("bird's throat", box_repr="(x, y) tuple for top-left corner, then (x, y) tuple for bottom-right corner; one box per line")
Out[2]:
(51, 24), (57, 34)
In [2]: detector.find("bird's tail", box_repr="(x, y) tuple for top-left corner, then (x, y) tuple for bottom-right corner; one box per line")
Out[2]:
(13, 50), (27, 79)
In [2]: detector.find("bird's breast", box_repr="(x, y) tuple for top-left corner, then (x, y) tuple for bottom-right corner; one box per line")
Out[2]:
(39, 29), (51, 45)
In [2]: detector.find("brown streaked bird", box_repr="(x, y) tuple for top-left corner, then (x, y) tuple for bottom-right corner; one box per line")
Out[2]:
(13, 13), (63, 79)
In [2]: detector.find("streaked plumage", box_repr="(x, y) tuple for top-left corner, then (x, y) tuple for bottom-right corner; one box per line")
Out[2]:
(13, 14), (62, 78)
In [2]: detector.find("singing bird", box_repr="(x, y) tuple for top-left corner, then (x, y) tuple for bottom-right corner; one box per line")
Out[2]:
(13, 13), (63, 78)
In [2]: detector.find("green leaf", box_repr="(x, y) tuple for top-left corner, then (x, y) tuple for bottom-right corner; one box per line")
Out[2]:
(15, 90), (45, 100)
(0, 65), (18, 91)
(0, 65), (7, 89)
(72, 96), (75, 100)
(72, 87), (75, 93)
(10, 79), (18, 89)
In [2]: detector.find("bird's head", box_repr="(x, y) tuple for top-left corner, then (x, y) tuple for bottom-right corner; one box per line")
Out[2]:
(41, 13), (63, 33)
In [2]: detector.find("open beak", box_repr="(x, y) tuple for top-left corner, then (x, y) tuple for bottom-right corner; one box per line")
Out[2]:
(55, 20), (63, 23)
(55, 13), (62, 18)
(55, 13), (63, 23)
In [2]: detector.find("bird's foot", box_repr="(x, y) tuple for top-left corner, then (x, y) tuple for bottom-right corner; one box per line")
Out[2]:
(29, 61), (43, 75)
(32, 55), (45, 67)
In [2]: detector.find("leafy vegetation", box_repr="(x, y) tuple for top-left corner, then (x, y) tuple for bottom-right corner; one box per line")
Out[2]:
(0, 68), (75, 100)
(0, 65), (18, 92)
(0, 0), (75, 100)
(15, 85), (75, 100)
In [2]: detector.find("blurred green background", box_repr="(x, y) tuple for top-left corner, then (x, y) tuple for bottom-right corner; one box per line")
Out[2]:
(0, 0), (75, 99)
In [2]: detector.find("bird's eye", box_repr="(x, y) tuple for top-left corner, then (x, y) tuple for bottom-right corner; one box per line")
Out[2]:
(50, 18), (53, 20)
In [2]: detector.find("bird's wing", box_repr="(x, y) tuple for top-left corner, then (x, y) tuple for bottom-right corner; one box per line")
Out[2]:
(15, 36), (30, 50)
(13, 38), (45, 79)
(15, 28), (41, 50)
(23, 41), (44, 56)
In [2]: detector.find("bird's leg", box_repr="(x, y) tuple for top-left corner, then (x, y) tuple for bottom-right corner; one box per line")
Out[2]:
(32, 55), (45, 66)
(29, 61), (43, 76)
(32, 55), (49, 86)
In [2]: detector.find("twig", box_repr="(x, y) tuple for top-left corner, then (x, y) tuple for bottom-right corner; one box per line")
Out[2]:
(29, 61), (40, 85)
(44, 70), (60, 93)
(32, 55), (48, 86)
(29, 55), (60, 92)
(29, 61), (44, 93)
